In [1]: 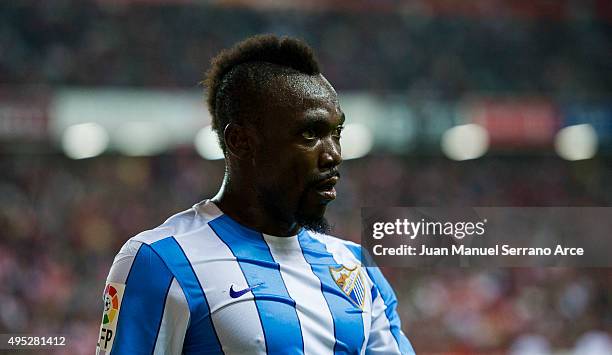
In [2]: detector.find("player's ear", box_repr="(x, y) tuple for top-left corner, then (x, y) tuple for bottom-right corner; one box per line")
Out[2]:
(224, 123), (254, 160)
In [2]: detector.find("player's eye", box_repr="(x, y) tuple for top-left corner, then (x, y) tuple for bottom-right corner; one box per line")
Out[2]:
(332, 125), (344, 139)
(301, 129), (317, 140)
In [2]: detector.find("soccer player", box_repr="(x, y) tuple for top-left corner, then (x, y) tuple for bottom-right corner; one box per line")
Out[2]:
(96, 34), (415, 355)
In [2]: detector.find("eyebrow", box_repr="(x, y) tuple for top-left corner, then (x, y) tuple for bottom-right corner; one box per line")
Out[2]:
(298, 111), (345, 127)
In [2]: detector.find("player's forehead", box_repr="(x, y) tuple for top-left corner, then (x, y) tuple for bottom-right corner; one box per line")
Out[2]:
(266, 73), (341, 124)
(280, 73), (337, 101)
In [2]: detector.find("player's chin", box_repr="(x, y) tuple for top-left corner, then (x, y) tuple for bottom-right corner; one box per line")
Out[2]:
(300, 190), (331, 217)
(297, 189), (325, 211)
(294, 187), (334, 225)
(306, 204), (327, 220)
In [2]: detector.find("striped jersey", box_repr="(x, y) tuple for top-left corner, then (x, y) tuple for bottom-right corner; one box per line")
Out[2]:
(96, 200), (415, 355)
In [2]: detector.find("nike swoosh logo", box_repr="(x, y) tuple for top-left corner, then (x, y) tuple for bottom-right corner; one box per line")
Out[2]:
(229, 283), (264, 298)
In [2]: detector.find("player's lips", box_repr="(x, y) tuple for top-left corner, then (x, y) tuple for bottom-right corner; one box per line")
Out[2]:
(313, 176), (339, 201)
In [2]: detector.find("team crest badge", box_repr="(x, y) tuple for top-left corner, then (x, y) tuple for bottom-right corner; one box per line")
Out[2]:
(329, 265), (366, 309)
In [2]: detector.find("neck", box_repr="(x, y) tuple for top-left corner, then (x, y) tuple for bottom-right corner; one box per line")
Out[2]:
(211, 173), (301, 237)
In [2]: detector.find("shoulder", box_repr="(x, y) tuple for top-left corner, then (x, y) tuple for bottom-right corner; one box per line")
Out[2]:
(123, 203), (214, 250)
(107, 205), (213, 282)
(137, 206), (211, 243)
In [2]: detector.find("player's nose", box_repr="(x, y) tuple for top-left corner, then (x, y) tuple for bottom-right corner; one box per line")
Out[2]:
(319, 137), (342, 170)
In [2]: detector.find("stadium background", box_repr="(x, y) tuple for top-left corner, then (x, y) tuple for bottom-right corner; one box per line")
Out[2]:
(1, 0), (611, 353)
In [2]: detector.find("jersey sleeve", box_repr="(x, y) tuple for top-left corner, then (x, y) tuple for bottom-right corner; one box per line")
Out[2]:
(365, 265), (416, 355)
(96, 240), (190, 355)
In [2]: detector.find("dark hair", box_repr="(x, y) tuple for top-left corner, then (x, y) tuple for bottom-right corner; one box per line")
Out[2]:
(204, 34), (320, 153)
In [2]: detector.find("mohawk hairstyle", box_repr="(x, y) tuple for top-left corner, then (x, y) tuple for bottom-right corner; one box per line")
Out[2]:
(204, 34), (321, 153)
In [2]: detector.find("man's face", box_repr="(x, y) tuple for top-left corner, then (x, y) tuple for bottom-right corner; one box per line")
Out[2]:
(251, 73), (344, 233)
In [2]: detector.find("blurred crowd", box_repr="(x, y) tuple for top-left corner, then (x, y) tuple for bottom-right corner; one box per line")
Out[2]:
(1, 154), (611, 353)
(1, 1), (610, 97)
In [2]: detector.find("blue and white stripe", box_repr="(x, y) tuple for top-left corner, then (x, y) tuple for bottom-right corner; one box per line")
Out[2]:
(208, 214), (304, 355)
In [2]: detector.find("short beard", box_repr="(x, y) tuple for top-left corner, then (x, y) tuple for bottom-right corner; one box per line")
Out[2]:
(295, 213), (331, 234)
(294, 188), (332, 234)
(257, 185), (332, 235)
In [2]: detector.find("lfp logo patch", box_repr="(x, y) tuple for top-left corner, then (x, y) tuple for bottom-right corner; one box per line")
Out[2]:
(97, 282), (125, 353)
(103, 284), (120, 324)
(329, 265), (366, 309)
